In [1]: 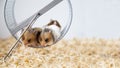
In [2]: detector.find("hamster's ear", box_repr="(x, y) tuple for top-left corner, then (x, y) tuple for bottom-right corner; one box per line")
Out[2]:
(27, 28), (33, 33)
(47, 19), (55, 26)
(22, 34), (25, 40)
(35, 31), (41, 36)
(36, 31), (42, 43)
(54, 21), (57, 25)
(55, 20), (61, 28)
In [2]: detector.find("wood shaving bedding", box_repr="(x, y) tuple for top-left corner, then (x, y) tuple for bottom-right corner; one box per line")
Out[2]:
(0, 37), (120, 68)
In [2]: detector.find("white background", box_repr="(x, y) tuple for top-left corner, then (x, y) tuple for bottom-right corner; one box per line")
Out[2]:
(0, 0), (120, 39)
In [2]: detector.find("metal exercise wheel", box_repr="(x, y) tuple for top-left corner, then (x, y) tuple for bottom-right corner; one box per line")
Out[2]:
(4, 0), (73, 61)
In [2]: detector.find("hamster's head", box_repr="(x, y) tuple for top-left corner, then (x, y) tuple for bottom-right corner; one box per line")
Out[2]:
(22, 30), (38, 46)
(39, 28), (54, 46)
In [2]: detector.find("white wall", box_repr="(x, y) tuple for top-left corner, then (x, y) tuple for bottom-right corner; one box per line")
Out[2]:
(66, 0), (120, 39)
(0, 0), (120, 39)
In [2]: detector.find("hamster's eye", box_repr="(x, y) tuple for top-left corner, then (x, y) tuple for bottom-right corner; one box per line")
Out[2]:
(45, 38), (49, 42)
(28, 39), (31, 43)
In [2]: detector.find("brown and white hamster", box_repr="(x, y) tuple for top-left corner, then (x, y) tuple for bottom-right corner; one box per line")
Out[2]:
(21, 27), (42, 47)
(39, 20), (61, 46)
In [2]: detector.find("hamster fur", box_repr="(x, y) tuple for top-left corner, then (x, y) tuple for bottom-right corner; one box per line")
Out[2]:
(21, 27), (42, 47)
(39, 20), (61, 46)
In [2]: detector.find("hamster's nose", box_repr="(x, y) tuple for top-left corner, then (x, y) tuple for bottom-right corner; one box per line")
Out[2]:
(24, 42), (29, 45)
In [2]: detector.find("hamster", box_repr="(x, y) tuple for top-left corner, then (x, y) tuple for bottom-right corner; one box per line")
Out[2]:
(21, 27), (42, 47)
(39, 20), (61, 46)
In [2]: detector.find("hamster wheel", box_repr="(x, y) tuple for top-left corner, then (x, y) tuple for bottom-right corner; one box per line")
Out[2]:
(3, 0), (73, 61)
(4, 0), (73, 42)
